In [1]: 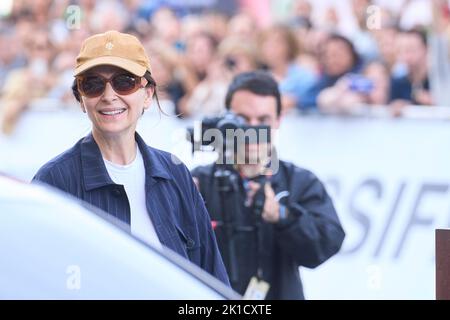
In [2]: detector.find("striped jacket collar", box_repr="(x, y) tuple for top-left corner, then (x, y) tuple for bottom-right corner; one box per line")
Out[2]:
(80, 132), (172, 191)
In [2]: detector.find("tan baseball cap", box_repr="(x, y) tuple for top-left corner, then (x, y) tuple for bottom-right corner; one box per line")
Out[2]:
(74, 30), (151, 77)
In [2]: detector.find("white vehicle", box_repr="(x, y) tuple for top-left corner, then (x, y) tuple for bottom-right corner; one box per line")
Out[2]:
(0, 175), (239, 300)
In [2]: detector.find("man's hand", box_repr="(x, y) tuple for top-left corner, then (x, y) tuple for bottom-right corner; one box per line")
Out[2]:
(261, 182), (280, 223)
(247, 181), (280, 223)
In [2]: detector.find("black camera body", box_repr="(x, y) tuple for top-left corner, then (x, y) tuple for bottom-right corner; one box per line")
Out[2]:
(187, 111), (271, 165)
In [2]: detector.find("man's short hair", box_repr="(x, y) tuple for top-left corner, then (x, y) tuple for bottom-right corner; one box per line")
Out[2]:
(225, 71), (282, 117)
(402, 28), (428, 47)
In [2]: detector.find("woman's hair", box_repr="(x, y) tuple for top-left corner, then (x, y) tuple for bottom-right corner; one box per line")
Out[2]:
(72, 70), (163, 113)
(258, 24), (300, 61)
(322, 33), (361, 69)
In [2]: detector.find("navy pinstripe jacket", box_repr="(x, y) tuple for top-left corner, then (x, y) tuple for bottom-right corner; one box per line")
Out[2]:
(32, 132), (229, 285)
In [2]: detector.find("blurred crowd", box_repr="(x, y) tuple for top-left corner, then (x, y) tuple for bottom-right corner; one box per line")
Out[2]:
(1, 0), (450, 135)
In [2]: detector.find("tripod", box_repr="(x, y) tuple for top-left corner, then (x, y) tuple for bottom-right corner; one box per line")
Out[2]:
(214, 161), (267, 288)
(214, 163), (240, 287)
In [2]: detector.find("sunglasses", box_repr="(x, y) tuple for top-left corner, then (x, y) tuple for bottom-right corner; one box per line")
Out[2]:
(76, 73), (145, 98)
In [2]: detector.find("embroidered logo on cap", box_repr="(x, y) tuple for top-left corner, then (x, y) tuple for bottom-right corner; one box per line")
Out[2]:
(105, 42), (114, 51)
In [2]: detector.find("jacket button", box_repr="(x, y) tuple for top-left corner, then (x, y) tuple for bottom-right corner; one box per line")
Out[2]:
(186, 238), (195, 249)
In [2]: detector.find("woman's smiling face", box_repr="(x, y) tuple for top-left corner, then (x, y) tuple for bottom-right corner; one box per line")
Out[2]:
(79, 65), (153, 139)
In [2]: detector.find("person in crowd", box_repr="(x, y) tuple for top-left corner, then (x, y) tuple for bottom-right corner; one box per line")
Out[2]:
(259, 24), (317, 112)
(317, 60), (391, 114)
(0, 29), (55, 135)
(302, 33), (362, 109)
(390, 29), (433, 106)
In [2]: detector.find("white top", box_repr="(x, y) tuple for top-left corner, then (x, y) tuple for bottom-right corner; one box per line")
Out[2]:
(104, 147), (162, 249)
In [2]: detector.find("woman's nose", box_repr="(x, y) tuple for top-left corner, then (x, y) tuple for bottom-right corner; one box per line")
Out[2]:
(101, 82), (117, 100)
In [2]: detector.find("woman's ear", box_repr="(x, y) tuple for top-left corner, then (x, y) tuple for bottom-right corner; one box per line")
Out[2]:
(144, 86), (154, 107)
(80, 100), (86, 113)
(147, 86), (155, 97)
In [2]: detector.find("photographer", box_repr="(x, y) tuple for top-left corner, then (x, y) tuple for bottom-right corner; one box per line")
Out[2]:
(191, 71), (345, 299)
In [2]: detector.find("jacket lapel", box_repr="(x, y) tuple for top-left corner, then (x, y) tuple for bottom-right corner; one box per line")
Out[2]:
(135, 133), (181, 251)
(80, 133), (115, 191)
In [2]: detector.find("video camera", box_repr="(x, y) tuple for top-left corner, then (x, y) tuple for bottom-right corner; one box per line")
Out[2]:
(187, 111), (271, 165)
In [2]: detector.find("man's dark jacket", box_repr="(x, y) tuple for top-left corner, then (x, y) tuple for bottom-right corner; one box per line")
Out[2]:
(192, 160), (345, 299)
(32, 132), (229, 285)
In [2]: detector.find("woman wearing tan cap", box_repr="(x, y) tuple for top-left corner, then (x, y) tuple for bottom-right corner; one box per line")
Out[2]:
(32, 30), (229, 286)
